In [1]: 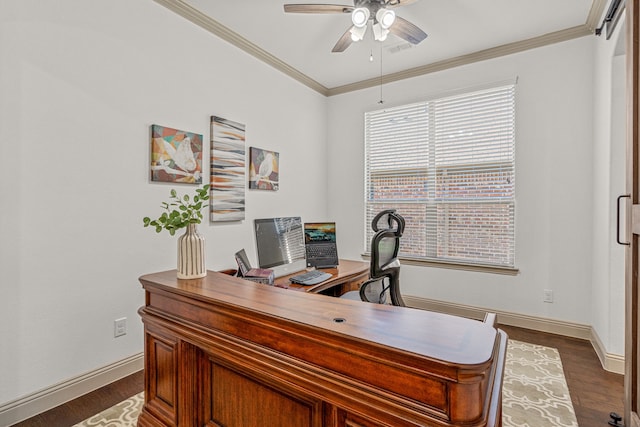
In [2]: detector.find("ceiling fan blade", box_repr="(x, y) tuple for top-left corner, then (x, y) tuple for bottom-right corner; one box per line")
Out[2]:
(284, 4), (353, 13)
(389, 16), (427, 45)
(332, 26), (354, 52)
(385, 0), (420, 7)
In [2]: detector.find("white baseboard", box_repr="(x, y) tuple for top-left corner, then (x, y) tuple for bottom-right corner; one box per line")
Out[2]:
(590, 327), (626, 374)
(403, 295), (625, 375)
(0, 353), (143, 427)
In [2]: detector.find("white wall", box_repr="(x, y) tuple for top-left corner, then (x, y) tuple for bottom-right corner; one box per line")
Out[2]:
(0, 0), (627, 412)
(591, 16), (627, 356)
(0, 0), (327, 406)
(328, 37), (598, 327)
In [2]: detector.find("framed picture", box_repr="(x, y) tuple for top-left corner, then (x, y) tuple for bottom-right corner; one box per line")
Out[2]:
(150, 124), (203, 184)
(249, 147), (279, 191)
(210, 116), (246, 222)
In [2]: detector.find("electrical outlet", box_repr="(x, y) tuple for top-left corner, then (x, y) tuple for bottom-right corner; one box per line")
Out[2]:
(543, 289), (553, 303)
(114, 317), (127, 337)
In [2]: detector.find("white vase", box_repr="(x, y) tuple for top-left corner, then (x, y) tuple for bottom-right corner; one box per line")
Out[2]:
(177, 223), (206, 279)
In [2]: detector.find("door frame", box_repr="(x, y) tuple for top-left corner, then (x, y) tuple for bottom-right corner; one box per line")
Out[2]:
(626, 0), (640, 425)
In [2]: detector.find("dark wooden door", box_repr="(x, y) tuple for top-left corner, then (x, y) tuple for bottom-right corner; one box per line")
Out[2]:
(626, 1), (640, 426)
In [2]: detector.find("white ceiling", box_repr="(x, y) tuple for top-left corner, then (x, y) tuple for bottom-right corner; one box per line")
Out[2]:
(160, 0), (604, 95)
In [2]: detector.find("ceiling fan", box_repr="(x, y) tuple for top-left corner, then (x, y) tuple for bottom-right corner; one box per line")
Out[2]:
(283, 0), (428, 52)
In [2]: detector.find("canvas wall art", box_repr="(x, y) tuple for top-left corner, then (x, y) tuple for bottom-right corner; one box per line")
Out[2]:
(249, 147), (279, 191)
(150, 124), (203, 184)
(210, 116), (246, 222)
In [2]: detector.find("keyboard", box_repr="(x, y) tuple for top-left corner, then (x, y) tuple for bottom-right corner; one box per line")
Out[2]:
(306, 243), (338, 258)
(289, 270), (332, 285)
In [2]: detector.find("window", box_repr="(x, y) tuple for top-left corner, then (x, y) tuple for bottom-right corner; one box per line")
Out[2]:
(364, 84), (516, 269)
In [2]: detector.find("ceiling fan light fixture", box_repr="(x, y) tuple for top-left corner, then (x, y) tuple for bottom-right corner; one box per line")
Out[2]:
(283, 1), (427, 52)
(376, 8), (396, 29)
(351, 7), (370, 28)
(372, 23), (389, 41)
(350, 25), (366, 41)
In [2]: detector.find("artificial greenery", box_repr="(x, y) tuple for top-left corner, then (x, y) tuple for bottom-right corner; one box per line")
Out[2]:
(143, 185), (210, 236)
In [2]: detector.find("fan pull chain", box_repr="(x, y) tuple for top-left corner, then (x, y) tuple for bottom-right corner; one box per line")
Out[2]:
(378, 45), (384, 104)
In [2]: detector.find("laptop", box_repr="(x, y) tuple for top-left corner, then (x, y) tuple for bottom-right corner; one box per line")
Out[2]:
(304, 222), (339, 268)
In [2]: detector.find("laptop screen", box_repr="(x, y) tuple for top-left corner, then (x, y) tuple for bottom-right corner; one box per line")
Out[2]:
(304, 223), (336, 243)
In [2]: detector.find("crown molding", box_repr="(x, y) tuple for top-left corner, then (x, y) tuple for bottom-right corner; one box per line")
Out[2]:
(586, 0), (610, 31)
(154, 0), (604, 97)
(152, 0), (330, 96)
(328, 24), (593, 96)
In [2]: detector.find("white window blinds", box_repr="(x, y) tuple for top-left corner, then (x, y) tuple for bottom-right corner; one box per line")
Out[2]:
(364, 84), (516, 268)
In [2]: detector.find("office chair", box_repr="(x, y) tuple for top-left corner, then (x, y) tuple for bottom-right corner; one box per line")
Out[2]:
(342, 210), (406, 306)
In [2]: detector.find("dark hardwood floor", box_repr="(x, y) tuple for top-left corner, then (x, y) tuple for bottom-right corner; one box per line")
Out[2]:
(500, 325), (624, 427)
(10, 370), (143, 427)
(10, 325), (624, 427)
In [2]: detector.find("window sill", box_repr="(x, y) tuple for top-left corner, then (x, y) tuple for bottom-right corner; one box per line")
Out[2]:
(361, 254), (520, 276)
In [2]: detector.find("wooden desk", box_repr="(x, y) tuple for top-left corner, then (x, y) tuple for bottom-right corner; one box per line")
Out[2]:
(276, 259), (369, 295)
(138, 270), (507, 427)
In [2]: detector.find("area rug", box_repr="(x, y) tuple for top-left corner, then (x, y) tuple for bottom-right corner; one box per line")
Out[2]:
(74, 340), (578, 427)
(502, 340), (578, 427)
(72, 392), (143, 427)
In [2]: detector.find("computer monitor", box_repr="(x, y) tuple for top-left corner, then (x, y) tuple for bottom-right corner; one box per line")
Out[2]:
(254, 217), (307, 278)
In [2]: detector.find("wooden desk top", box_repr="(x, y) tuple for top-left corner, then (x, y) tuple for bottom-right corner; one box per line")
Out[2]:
(275, 258), (369, 292)
(140, 268), (498, 367)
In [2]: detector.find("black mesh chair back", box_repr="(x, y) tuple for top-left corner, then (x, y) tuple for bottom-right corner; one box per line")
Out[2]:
(359, 210), (405, 306)
(369, 210), (404, 276)
(371, 209), (405, 233)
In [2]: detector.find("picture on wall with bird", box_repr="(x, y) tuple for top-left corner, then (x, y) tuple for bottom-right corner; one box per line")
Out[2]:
(150, 124), (203, 184)
(249, 147), (279, 191)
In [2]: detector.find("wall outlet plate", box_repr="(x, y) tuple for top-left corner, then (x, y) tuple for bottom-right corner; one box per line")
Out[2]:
(114, 317), (127, 337)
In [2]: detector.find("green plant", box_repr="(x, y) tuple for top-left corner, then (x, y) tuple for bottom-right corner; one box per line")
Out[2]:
(143, 185), (210, 236)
